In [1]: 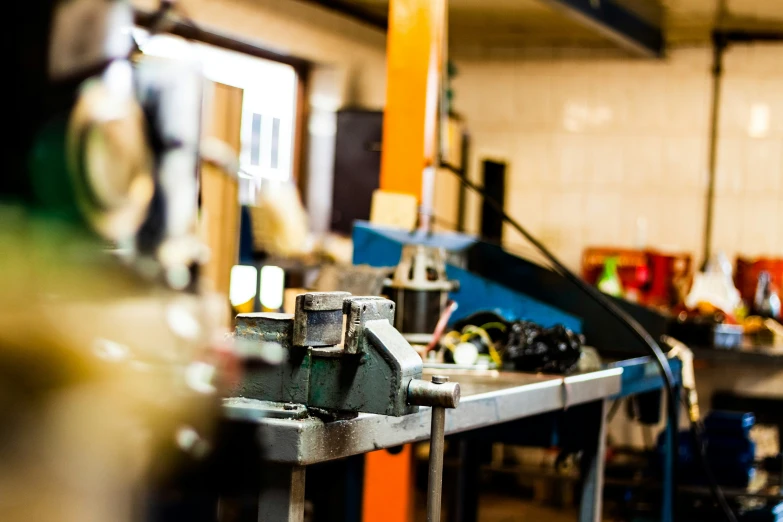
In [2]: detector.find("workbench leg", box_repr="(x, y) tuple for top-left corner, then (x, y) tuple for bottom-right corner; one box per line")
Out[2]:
(258, 464), (306, 522)
(661, 385), (680, 522)
(452, 438), (481, 522)
(578, 400), (608, 522)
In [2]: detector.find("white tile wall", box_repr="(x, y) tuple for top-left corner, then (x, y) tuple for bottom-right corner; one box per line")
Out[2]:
(453, 45), (783, 269)
(133, 0), (388, 108)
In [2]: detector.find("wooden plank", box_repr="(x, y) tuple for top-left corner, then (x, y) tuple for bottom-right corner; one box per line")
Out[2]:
(201, 82), (243, 299)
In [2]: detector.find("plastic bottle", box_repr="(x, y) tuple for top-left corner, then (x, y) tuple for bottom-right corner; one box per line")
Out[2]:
(597, 257), (624, 297)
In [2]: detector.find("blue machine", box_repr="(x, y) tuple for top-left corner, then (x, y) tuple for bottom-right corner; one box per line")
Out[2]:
(658, 411), (757, 488)
(352, 221), (582, 332)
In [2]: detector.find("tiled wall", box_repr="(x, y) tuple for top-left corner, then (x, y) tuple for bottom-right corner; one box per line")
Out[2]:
(451, 46), (783, 444)
(453, 45), (783, 269)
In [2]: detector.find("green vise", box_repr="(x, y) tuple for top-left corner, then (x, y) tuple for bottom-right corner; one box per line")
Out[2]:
(234, 292), (423, 417)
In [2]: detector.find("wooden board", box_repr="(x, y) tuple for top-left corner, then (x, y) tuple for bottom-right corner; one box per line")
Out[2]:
(200, 82), (243, 299)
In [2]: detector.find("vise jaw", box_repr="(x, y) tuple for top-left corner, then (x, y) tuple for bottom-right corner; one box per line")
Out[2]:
(234, 292), (423, 417)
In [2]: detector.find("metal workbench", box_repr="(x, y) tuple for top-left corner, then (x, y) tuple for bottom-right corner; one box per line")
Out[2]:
(223, 367), (622, 522)
(691, 342), (783, 366)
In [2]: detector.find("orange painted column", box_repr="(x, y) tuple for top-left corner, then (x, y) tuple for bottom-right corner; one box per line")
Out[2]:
(364, 1), (447, 521)
(379, 0), (447, 212)
(362, 445), (415, 522)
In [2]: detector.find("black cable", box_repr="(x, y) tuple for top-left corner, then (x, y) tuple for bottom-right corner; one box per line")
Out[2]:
(440, 161), (739, 522)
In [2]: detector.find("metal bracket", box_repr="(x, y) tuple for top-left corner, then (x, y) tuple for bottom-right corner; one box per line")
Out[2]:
(540, 0), (664, 58)
(343, 296), (394, 354)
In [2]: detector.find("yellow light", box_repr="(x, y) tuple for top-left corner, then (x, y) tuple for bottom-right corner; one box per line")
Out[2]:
(229, 265), (257, 307)
(260, 265), (285, 310)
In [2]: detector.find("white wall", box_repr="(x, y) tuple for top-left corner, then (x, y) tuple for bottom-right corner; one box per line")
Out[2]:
(453, 45), (783, 270)
(134, 0), (387, 107)
(133, 0), (388, 231)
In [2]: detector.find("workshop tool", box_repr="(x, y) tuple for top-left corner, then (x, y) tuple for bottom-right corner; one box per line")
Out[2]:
(235, 291), (460, 417)
(352, 222), (583, 332)
(386, 245), (459, 344)
(233, 291), (460, 519)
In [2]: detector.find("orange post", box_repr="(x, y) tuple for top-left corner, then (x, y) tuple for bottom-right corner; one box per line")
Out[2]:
(364, 1), (447, 520)
(362, 445), (414, 522)
(379, 0), (446, 203)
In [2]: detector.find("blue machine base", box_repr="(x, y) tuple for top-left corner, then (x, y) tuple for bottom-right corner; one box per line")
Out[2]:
(352, 221), (582, 332)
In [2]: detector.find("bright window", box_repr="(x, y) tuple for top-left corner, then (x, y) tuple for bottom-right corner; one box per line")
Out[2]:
(133, 29), (298, 185)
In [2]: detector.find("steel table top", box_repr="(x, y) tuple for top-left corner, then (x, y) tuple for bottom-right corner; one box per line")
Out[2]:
(691, 342), (783, 366)
(223, 367), (622, 465)
(606, 356), (683, 398)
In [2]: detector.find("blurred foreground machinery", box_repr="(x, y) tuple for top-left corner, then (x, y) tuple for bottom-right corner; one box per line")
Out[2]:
(3, 2), (221, 522)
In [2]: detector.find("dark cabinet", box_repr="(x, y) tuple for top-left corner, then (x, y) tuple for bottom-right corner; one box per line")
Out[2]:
(330, 109), (384, 234)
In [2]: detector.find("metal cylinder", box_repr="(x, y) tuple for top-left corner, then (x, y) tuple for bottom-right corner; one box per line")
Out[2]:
(407, 379), (460, 408)
(428, 405), (446, 522)
(412, 375), (457, 522)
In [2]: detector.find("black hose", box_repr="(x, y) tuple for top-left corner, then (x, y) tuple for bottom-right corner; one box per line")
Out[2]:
(441, 161), (739, 522)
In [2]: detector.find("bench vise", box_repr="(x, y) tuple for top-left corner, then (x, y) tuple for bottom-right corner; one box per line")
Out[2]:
(234, 292), (456, 417)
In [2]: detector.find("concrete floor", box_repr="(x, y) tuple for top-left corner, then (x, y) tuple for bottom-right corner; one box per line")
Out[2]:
(471, 495), (580, 522)
(414, 492), (599, 522)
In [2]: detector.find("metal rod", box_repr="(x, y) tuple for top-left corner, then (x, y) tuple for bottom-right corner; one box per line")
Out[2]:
(426, 374), (450, 522)
(702, 32), (727, 266)
(427, 406), (446, 522)
(407, 374), (459, 522)
(702, 23), (783, 266)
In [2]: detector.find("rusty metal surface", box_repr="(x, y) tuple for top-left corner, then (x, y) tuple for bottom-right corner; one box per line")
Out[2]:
(235, 313), (310, 404)
(306, 333), (421, 417)
(302, 292), (350, 311)
(224, 398), (309, 420)
(236, 313), (293, 344)
(292, 293), (347, 347)
(343, 296), (394, 355)
(224, 367), (622, 465)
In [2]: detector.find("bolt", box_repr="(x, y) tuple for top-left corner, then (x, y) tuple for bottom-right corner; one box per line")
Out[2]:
(431, 375), (449, 385)
(283, 403), (297, 410)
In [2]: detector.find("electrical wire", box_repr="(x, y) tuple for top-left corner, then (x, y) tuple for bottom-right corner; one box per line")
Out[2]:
(440, 162), (739, 522)
(426, 300), (458, 352)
